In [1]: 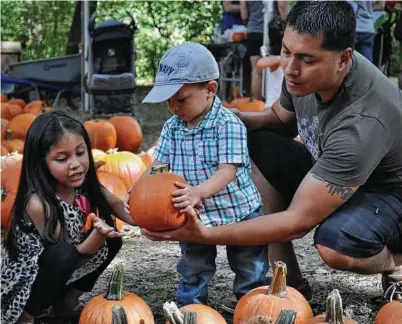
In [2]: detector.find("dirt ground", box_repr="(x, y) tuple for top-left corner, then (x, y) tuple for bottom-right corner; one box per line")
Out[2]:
(61, 87), (385, 324)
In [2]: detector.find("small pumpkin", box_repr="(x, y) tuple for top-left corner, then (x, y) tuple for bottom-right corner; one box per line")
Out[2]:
(8, 98), (26, 108)
(1, 94), (7, 103)
(94, 148), (146, 190)
(1, 103), (23, 120)
(109, 116), (143, 153)
(84, 119), (117, 151)
(1, 152), (23, 170)
(23, 100), (52, 115)
(79, 264), (154, 323)
(234, 262), (313, 324)
(308, 289), (357, 324)
(1, 146), (9, 156)
(2, 130), (24, 153)
(230, 97), (265, 112)
(1, 165), (21, 229)
(374, 300), (402, 324)
(6, 113), (37, 140)
(129, 170), (188, 231)
(164, 301), (227, 324)
(232, 32), (247, 43)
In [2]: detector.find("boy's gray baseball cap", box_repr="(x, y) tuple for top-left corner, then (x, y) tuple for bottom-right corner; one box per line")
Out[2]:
(142, 43), (219, 103)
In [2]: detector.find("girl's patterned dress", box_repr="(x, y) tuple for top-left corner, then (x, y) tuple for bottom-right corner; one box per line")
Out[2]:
(1, 192), (108, 324)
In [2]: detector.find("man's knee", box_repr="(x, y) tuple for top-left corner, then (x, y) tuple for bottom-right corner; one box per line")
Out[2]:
(316, 244), (355, 271)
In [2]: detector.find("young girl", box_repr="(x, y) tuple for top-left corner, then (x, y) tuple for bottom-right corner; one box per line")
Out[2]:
(1, 110), (135, 324)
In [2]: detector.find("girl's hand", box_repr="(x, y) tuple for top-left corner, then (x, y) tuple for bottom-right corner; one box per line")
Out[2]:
(90, 213), (122, 238)
(172, 182), (202, 212)
(141, 205), (208, 243)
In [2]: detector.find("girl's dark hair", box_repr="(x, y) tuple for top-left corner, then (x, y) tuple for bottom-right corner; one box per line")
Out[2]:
(5, 110), (115, 260)
(286, 1), (356, 52)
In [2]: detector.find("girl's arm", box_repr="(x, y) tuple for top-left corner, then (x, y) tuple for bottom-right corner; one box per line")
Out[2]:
(102, 187), (136, 226)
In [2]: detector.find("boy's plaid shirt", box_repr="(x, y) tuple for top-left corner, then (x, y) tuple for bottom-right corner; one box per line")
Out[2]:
(153, 97), (262, 227)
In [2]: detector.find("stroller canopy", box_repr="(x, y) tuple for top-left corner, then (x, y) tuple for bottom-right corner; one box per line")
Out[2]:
(92, 19), (134, 42)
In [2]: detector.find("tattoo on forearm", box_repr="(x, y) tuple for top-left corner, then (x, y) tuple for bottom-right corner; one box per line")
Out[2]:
(311, 174), (355, 201)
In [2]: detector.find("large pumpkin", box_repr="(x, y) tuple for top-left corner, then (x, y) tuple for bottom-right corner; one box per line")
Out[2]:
(1, 118), (9, 139)
(109, 116), (143, 153)
(234, 262), (313, 324)
(1, 103), (23, 120)
(129, 171), (188, 231)
(84, 119), (117, 151)
(1, 165), (21, 228)
(1, 146), (9, 156)
(6, 113), (37, 140)
(164, 302), (227, 324)
(97, 168), (128, 231)
(1, 94), (7, 103)
(230, 97), (265, 112)
(94, 148), (146, 190)
(374, 300), (402, 324)
(308, 289), (357, 324)
(2, 130), (24, 153)
(138, 147), (156, 168)
(79, 264), (154, 323)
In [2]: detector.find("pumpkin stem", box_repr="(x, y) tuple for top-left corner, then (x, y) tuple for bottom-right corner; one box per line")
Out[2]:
(1, 186), (7, 201)
(5, 129), (12, 140)
(324, 289), (345, 324)
(268, 261), (288, 297)
(111, 306), (128, 324)
(163, 301), (184, 324)
(94, 160), (106, 170)
(275, 310), (296, 324)
(106, 148), (119, 155)
(183, 312), (197, 324)
(105, 263), (124, 301)
(150, 163), (170, 175)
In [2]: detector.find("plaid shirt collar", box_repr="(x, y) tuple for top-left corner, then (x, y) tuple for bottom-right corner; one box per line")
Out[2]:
(170, 96), (222, 133)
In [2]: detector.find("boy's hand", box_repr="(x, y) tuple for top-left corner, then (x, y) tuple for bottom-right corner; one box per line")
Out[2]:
(91, 213), (122, 238)
(172, 182), (202, 212)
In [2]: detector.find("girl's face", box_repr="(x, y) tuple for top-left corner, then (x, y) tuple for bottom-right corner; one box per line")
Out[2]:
(46, 131), (89, 191)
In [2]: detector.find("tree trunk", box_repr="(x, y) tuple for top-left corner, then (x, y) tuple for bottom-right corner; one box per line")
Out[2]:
(66, 0), (97, 55)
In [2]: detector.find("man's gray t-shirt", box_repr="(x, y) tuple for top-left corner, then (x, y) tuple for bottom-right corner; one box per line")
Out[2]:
(247, 1), (264, 33)
(280, 52), (402, 198)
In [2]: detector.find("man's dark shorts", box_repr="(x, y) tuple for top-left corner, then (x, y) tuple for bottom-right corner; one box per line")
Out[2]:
(248, 130), (402, 258)
(246, 32), (263, 57)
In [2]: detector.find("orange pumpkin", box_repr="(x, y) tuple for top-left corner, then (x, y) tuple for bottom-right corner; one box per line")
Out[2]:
(8, 98), (26, 108)
(230, 97), (265, 112)
(97, 169), (127, 231)
(94, 148), (146, 190)
(164, 302), (227, 324)
(1, 103), (23, 120)
(1, 165), (21, 228)
(84, 119), (117, 151)
(234, 262), (313, 324)
(6, 113), (37, 140)
(2, 130), (24, 153)
(1, 94), (7, 103)
(23, 100), (52, 115)
(308, 289), (357, 324)
(256, 55), (282, 72)
(1, 146), (8, 156)
(109, 116), (143, 153)
(129, 172), (188, 231)
(374, 300), (402, 324)
(138, 149), (155, 168)
(1, 152), (23, 170)
(232, 32), (247, 43)
(79, 264), (154, 323)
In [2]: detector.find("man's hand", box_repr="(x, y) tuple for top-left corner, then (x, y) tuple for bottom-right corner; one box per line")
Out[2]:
(141, 205), (208, 242)
(172, 182), (202, 212)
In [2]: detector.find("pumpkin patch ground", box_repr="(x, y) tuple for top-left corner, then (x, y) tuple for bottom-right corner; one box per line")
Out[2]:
(1, 88), (386, 323)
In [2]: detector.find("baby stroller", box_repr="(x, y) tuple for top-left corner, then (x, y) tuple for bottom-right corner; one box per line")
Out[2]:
(86, 12), (137, 118)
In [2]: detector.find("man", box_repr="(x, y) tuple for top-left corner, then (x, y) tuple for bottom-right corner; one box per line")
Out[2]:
(142, 1), (402, 301)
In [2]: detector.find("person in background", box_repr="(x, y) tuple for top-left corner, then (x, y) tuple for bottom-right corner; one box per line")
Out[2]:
(221, 1), (245, 34)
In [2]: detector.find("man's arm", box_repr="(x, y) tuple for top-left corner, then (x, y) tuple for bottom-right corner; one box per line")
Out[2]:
(277, 1), (288, 20)
(223, 1), (241, 13)
(240, 1), (248, 25)
(236, 99), (297, 136)
(142, 172), (358, 245)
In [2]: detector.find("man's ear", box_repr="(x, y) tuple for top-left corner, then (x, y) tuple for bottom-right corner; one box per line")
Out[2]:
(206, 80), (218, 97)
(338, 47), (353, 71)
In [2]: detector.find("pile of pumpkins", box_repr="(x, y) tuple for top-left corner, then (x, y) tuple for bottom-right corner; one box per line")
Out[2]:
(0, 94), (156, 231)
(78, 259), (401, 324)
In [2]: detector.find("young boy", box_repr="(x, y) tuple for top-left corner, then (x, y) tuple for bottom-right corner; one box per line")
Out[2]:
(142, 43), (269, 306)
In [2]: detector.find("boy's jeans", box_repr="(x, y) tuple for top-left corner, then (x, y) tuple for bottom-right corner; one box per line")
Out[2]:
(176, 207), (269, 306)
